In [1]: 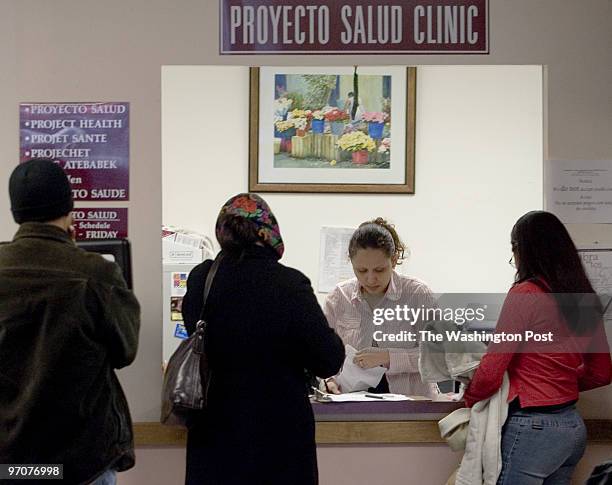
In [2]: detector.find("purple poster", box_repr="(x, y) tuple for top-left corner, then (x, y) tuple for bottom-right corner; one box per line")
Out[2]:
(72, 208), (128, 240)
(19, 102), (129, 201)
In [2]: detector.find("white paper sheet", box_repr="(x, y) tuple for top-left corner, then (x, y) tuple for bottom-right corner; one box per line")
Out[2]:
(316, 390), (410, 402)
(318, 226), (356, 293)
(335, 345), (387, 393)
(579, 249), (612, 322)
(545, 160), (612, 223)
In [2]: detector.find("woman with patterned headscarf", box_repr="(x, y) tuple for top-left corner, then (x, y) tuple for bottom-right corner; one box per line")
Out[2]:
(181, 193), (344, 485)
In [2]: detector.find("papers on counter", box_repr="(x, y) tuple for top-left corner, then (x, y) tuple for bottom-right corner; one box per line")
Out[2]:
(336, 345), (386, 393)
(314, 390), (411, 403)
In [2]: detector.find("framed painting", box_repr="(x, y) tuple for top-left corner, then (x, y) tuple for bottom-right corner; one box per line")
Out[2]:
(249, 66), (416, 193)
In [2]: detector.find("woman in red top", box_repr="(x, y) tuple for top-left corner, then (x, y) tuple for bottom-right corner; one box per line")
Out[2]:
(464, 211), (612, 485)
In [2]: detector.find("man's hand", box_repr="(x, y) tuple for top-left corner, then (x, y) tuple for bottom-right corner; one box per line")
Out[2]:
(354, 349), (390, 369)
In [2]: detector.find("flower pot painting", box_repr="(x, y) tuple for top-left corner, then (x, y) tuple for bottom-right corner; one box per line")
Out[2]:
(330, 121), (346, 136)
(337, 131), (376, 165)
(271, 72), (392, 169)
(352, 150), (369, 164)
(311, 119), (325, 134)
(250, 66), (416, 194)
(275, 120), (296, 140)
(362, 112), (388, 140)
(280, 138), (292, 152)
(367, 121), (384, 139)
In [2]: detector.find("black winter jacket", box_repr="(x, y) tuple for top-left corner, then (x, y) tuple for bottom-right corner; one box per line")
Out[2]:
(0, 223), (140, 485)
(182, 245), (344, 485)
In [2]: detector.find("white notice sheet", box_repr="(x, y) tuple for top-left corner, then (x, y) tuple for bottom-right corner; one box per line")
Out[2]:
(318, 226), (356, 293)
(545, 160), (612, 223)
(579, 249), (612, 322)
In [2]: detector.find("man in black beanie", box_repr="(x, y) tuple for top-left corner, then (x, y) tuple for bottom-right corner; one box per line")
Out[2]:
(0, 159), (140, 485)
(9, 158), (75, 226)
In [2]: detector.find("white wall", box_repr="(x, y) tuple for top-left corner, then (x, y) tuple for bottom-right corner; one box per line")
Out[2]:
(163, 65), (543, 295)
(162, 64), (612, 420)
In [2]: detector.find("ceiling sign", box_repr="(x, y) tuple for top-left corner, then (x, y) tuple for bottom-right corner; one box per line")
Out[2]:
(220, 0), (488, 54)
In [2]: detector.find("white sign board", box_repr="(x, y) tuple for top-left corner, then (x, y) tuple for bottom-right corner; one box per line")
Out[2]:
(579, 249), (612, 321)
(318, 226), (355, 293)
(545, 160), (612, 223)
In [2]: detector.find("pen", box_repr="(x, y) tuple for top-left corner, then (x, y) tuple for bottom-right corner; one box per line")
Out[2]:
(365, 394), (385, 399)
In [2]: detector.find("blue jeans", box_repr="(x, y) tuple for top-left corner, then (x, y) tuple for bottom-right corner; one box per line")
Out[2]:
(497, 404), (587, 484)
(89, 469), (117, 485)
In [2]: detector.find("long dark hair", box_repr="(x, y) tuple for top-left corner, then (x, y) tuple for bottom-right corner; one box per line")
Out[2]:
(511, 211), (601, 333)
(348, 217), (406, 265)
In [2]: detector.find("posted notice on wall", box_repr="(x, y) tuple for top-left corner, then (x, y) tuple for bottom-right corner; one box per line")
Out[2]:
(580, 249), (612, 295)
(579, 249), (612, 321)
(72, 208), (128, 240)
(545, 160), (612, 223)
(318, 226), (356, 293)
(170, 272), (189, 339)
(20, 102), (129, 201)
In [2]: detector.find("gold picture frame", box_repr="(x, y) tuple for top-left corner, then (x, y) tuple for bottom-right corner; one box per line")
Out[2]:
(249, 66), (416, 193)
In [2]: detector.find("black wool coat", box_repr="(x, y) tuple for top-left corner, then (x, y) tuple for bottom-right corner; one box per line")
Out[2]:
(182, 245), (344, 485)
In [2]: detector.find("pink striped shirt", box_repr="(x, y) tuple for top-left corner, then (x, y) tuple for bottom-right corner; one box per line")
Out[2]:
(323, 271), (439, 397)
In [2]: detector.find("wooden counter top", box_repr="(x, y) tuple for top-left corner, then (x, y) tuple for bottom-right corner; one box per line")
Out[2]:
(134, 400), (612, 445)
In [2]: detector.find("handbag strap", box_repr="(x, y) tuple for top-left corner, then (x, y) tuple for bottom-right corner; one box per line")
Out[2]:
(193, 255), (222, 355)
(197, 254), (223, 323)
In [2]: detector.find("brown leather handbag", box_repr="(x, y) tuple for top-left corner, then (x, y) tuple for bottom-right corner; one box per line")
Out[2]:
(160, 256), (221, 426)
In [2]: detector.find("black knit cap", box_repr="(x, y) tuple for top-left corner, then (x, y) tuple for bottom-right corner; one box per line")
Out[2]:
(9, 159), (74, 224)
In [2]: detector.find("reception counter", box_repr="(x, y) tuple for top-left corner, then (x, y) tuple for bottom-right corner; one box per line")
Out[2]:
(133, 400), (612, 445)
(311, 399), (463, 421)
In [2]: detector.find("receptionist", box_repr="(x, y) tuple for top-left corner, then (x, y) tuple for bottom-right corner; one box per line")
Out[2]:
(322, 218), (438, 397)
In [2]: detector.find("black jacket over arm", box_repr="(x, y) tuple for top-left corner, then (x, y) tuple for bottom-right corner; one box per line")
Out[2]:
(182, 245), (344, 485)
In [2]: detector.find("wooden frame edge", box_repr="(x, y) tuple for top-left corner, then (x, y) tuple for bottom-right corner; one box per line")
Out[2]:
(406, 66), (417, 194)
(248, 67), (260, 192)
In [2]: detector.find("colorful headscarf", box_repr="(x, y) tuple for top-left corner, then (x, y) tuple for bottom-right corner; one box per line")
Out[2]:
(215, 193), (285, 259)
